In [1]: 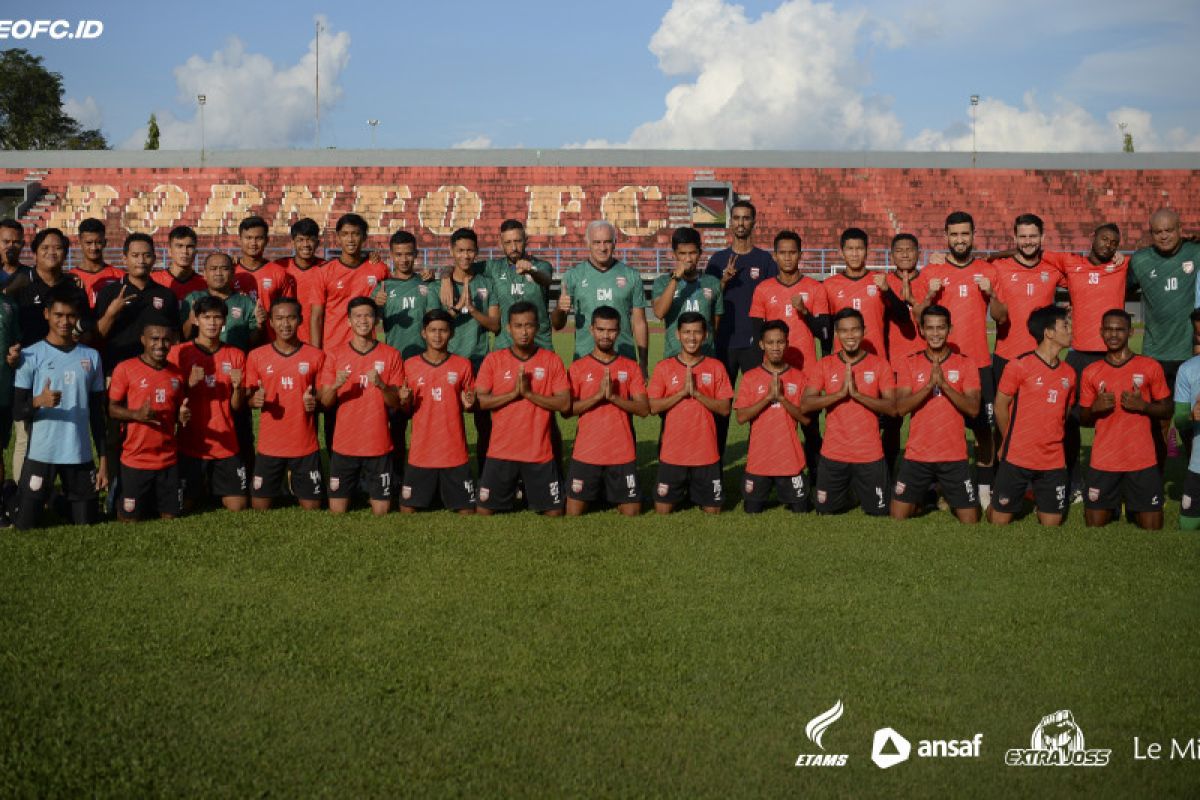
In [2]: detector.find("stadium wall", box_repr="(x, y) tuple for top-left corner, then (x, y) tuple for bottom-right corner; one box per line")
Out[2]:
(1, 150), (1196, 260)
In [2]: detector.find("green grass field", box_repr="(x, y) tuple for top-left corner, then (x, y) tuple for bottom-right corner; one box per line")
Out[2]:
(1, 332), (1198, 797)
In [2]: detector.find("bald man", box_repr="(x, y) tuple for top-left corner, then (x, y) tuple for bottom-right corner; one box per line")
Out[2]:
(1129, 208), (1200, 459)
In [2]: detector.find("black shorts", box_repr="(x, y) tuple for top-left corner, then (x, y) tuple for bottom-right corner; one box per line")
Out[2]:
(566, 459), (640, 504)
(991, 354), (1009, 387)
(119, 462), (182, 519)
(253, 451), (324, 501)
(743, 472), (808, 506)
(654, 461), (723, 508)
(992, 461), (1067, 515)
(1066, 350), (1105, 388)
(893, 459), (977, 510)
(328, 452), (393, 501)
(19, 459), (98, 502)
(0, 406), (11, 451)
(971, 366), (995, 431)
(814, 456), (889, 515)
(478, 457), (564, 512)
(180, 454), (248, 499)
(401, 463), (476, 511)
(1083, 466), (1163, 512)
(1182, 470), (1200, 518)
(1158, 359), (1186, 393)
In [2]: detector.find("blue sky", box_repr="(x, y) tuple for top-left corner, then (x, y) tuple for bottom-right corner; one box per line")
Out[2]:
(16, 0), (1200, 151)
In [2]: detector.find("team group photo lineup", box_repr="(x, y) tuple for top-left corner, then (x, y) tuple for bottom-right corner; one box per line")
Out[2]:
(3, 199), (1197, 530)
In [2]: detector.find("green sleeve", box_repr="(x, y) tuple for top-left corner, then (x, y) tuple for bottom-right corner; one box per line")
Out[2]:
(1174, 401), (1193, 435)
(651, 274), (670, 302)
(711, 277), (725, 316)
(631, 267), (648, 308)
(484, 276), (499, 310)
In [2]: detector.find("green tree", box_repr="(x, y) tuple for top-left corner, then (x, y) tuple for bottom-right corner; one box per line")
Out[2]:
(1123, 132), (1135, 153)
(0, 48), (108, 150)
(145, 113), (160, 150)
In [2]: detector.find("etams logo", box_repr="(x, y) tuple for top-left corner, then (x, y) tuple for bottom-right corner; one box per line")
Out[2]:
(1005, 710), (1111, 767)
(794, 700), (849, 767)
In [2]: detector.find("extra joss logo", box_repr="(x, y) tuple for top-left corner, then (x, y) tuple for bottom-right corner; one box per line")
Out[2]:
(1006, 710), (1110, 767)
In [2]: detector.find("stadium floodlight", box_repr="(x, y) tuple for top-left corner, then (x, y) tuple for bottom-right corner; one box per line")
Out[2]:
(367, 119), (380, 149)
(197, 94), (207, 166)
(970, 95), (980, 167)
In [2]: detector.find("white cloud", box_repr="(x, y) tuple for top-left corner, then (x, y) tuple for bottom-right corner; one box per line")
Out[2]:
(908, 93), (1200, 152)
(120, 16), (350, 150)
(451, 134), (493, 149)
(580, 0), (904, 150)
(63, 96), (102, 129)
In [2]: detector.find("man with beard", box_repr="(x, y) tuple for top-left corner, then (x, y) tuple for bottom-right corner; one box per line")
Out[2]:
(704, 200), (777, 457)
(913, 211), (999, 507)
(480, 219), (555, 351)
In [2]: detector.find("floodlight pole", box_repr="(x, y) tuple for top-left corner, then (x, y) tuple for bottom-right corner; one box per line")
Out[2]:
(198, 94), (207, 166)
(970, 94), (980, 168)
(315, 20), (321, 149)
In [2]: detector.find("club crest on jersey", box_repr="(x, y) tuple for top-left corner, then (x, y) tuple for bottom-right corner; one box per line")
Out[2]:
(299, 362), (309, 375)
(703, 288), (713, 300)
(367, 276), (379, 286)
(1184, 261), (1195, 274)
(1132, 373), (1144, 388)
(1061, 377), (1069, 389)
(534, 367), (546, 381)
(701, 372), (712, 386)
(749, 267), (761, 279)
(948, 370), (960, 382)
(867, 285), (878, 296)
(864, 371), (876, 384)
(786, 382), (798, 395)
(1105, 264), (1115, 272)
(263, 278), (273, 289)
(571, 479), (584, 494)
(657, 483), (669, 497)
(221, 362), (232, 374)
(170, 378), (180, 389)
(81, 359), (92, 371)
(123, 497), (136, 513)
(1040, 271), (1050, 282)
(419, 285), (428, 296)
(152, 296), (164, 309)
(231, 307), (243, 319)
(447, 371), (459, 385)
(476, 287), (488, 299)
(616, 276), (627, 288)
(374, 361), (386, 374)
(617, 370), (628, 382)
(329, 477), (340, 492)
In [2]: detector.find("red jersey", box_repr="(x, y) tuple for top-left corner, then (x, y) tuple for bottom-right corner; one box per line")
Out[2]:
(648, 356), (733, 467)
(152, 269), (207, 303)
(233, 261), (295, 310)
(1043, 251), (1127, 352)
(749, 276), (828, 371)
(823, 272), (887, 357)
(896, 351), (979, 463)
(568, 353), (646, 466)
(1079, 355), (1168, 472)
(108, 356), (185, 469)
(992, 258), (1065, 360)
(997, 352), (1076, 470)
(73, 265), (123, 308)
(404, 353), (475, 469)
(244, 342), (326, 458)
(807, 352), (894, 464)
(476, 347), (569, 463)
(319, 340), (405, 458)
(321, 259), (389, 349)
(734, 365), (806, 476)
(273, 257), (328, 344)
(886, 271), (922, 370)
(167, 341), (245, 460)
(912, 261), (998, 368)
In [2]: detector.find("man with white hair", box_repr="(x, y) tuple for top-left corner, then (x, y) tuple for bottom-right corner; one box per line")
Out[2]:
(552, 220), (649, 376)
